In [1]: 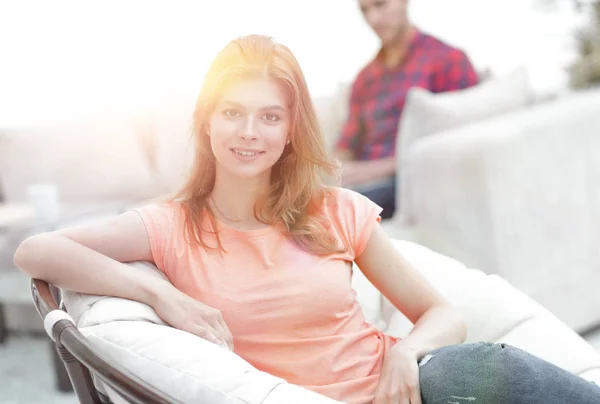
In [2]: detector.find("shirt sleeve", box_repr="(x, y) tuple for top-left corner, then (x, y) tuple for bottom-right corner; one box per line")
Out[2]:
(132, 202), (178, 276)
(335, 76), (366, 157)
(432, 49), (480, 93)
(328, 188), (383, 259)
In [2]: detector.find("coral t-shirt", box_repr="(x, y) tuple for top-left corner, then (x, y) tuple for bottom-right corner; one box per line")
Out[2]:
(134, 188), (398, 404)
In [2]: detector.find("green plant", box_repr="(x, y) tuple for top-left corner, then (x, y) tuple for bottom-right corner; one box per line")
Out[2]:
(569, 1), (600, 88)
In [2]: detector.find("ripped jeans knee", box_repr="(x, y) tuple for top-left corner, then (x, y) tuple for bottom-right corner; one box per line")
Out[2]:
(417, 342), (600, 404)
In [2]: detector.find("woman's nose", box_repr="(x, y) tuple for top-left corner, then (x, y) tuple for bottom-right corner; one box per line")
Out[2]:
(239, 117), (259, 140)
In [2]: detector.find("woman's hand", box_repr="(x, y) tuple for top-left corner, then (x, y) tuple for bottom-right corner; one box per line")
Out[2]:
(153, 285), (234, 351)
(373, 343), (422, 404)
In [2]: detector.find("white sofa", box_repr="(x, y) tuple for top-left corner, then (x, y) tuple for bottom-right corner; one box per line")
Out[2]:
(61, 239), (600, 403)
(388, 88), (600, 334)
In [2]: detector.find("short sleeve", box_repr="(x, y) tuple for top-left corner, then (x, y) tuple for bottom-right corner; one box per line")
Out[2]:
(326, 188), (383, 259)
(133, 202), (179, 276)
(432, 49), (480, 93)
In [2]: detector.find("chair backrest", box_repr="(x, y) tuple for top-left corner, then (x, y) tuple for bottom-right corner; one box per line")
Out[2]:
(30, 278), (184, 404)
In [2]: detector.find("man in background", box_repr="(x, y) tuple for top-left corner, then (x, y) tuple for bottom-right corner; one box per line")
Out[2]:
(335, 0), (480, 219)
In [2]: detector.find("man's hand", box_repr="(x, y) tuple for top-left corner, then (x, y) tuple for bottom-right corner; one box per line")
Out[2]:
(340, 160), (374, 187)
(340, 157), (396, 188)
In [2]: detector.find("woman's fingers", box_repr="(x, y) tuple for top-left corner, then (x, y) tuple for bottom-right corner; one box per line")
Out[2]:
(212, 320), (234, 350)
(193, 325), (227, 347)
(204, 308), (234, 350)
(410, 387), (422, 404)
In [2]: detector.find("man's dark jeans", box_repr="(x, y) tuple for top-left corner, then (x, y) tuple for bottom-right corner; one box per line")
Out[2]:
(418, 342), (600, 403)
(351, 176), (397, 220)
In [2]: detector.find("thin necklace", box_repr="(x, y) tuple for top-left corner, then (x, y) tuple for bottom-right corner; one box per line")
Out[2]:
(209, 195), (243, 223)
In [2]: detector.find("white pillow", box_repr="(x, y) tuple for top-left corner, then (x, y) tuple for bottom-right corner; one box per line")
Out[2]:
(62, 261), (342, 404)
(312, 82), (352, 154)
(396, 67), (535, 223)
(0, 118), (158, 203)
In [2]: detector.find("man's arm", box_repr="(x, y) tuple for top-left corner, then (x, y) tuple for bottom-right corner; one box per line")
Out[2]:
(334, 78), (366, 162)
(432, 49), (479, 93)
(341, 157), (396, 188)
(334, 149), (355, 163)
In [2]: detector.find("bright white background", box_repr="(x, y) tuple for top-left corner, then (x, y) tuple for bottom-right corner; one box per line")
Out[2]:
(0, 0), (585, 126)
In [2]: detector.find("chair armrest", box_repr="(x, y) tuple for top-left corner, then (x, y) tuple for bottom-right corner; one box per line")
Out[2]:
(31, 278), (182, 404)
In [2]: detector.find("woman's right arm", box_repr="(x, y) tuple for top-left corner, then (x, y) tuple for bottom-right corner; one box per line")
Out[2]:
(13, 210), (234, 350)
(13, 211), (166, 307)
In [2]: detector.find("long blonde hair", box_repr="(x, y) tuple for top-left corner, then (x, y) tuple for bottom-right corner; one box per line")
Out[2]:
(175, 34), (344, 255)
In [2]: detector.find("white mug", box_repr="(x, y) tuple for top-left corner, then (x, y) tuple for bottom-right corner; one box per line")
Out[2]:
(27, 184), (60, 225)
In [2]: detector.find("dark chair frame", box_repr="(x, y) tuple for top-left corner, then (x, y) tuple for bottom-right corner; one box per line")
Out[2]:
(31, 278), (184, 404)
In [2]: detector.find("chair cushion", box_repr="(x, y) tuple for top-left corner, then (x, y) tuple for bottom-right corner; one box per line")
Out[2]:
(81, 321), (287, 404)
(378, 240), (542, 342)
(63, 261), (342, 404)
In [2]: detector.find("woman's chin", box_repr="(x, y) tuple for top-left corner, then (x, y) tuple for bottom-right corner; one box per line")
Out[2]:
(225, 167), (271, 182)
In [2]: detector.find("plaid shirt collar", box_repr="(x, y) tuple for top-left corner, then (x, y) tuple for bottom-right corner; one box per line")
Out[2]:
(373, 27), (424, 69)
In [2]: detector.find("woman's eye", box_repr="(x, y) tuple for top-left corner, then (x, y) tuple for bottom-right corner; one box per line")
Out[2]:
(223, 109), (242, 118)
(263, 113), (280, 122)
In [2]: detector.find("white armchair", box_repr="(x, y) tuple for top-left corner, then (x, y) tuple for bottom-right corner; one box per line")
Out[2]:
(58, 239), (600, 404)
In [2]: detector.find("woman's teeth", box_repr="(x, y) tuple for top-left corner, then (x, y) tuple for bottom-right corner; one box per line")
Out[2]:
(233, 150), (260, 156)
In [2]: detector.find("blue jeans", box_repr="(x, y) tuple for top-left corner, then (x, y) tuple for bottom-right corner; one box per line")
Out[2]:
(418, 342), (600, 403)
(351, 176), (396, 219)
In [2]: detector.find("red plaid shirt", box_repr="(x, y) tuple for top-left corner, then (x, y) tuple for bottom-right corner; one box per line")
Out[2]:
(336, 30), (479, 161)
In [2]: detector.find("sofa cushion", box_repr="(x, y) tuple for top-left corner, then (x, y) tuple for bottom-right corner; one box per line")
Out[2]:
(396, 66), (534, 223)
(312, 83), (352, 154)
(0, 117), (158, 203)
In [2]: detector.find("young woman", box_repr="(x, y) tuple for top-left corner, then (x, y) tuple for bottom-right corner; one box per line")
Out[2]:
(15, 35), (600, 404)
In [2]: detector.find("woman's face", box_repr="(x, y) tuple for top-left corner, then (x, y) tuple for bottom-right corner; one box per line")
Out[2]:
(209, 77), (291, 182)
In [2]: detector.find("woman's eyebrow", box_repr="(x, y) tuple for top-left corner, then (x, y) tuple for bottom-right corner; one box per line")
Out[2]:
(221, 100), (286, 112)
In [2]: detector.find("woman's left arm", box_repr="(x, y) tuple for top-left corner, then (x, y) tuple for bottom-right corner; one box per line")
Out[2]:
(355, 223), (467, 359)
(356, 223), (468, 403)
